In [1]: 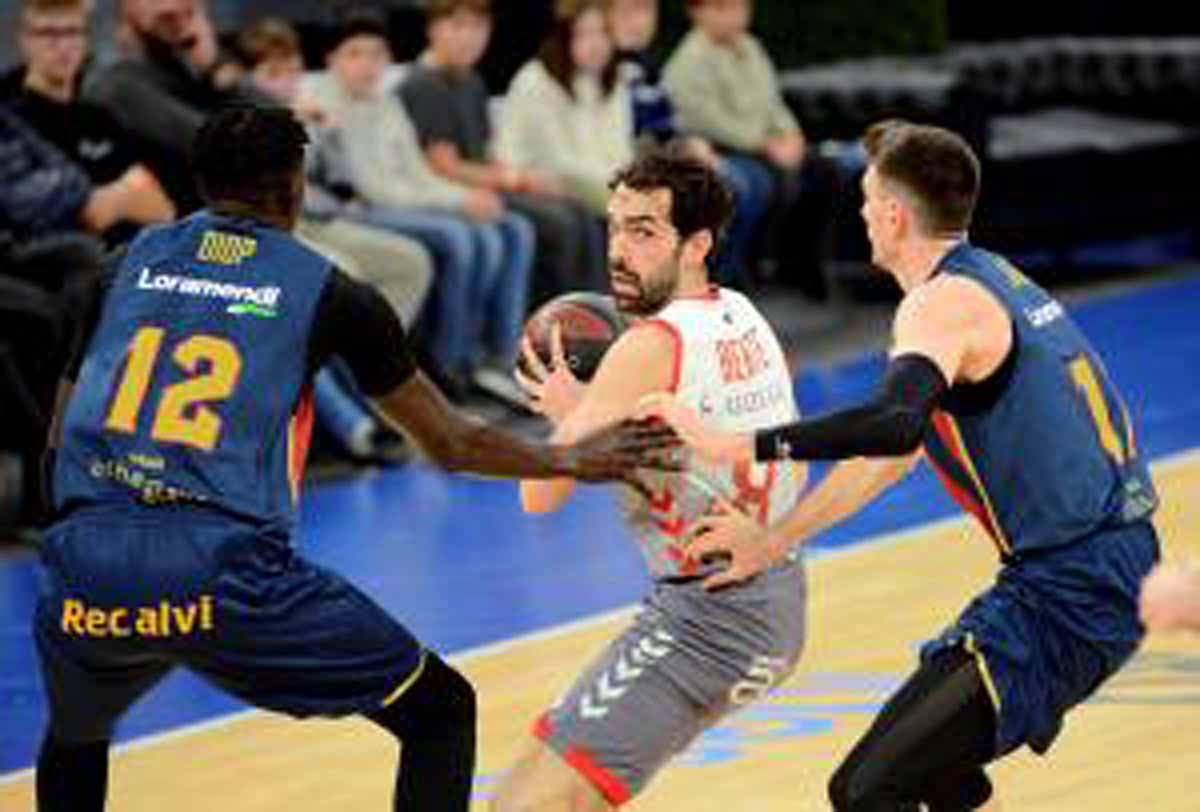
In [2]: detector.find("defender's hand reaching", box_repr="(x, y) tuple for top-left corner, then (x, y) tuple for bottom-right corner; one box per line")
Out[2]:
(636, 393), (754, 465)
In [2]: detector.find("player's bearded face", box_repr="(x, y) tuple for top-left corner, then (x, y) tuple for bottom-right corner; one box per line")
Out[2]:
(610, 253), (680, 317)
(607, 185), (683, 317)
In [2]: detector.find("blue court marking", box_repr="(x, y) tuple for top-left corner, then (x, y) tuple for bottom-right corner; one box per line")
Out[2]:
(2, 274), (1199, 775)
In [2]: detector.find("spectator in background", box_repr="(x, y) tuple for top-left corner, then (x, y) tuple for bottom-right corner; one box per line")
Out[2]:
(238, 16), (307, 104)
(0, 106), (111, 305)
(664, 0), (840, 300)
(0, 273), (62, 533)
(238, 17), (437, 459)
(306, 11), (533, 408)
(607, 0), (768, 288)
(237, 17), (432, 331)
(401, 0), (607, 304)
(497, 0), (634, 218)
(1, 107), (109, 246)
(236, 16), (331, 126)
(0, 105), (111, 528)
(9, 0), (175, 247)
(82, 0), (266, 212)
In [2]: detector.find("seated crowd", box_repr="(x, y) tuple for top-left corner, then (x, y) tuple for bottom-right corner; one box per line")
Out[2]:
(0, 0), (841, 531)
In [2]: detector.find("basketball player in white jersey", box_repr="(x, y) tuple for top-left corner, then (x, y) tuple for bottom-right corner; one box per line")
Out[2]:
(492, 147), (808, 810)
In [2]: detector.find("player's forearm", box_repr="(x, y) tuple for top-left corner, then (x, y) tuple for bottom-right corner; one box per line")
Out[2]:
(516, 407), (594, 508)
(755, 355), (947, 462)
(374, 378), (577, 480)
(763, 456), (914, 557)
(416, 421), (578, 479)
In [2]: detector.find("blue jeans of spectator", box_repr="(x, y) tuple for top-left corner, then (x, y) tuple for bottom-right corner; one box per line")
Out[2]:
(715, 155), (774, 288)
(354, 206), (478, 378)
(355, 206), (534, 376)
(472, 211), (534, 367)
(313, 365), (374, 455)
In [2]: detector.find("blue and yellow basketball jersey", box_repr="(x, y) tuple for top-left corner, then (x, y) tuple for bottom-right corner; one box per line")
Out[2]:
(54, 210), (333, 528)
(921, 243), (1158, 558)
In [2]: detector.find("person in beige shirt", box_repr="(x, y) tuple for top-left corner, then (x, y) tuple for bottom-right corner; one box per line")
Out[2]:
(305, 12), (535, 407)
(664, 0), (841, 301)
(236, 16), (436, 459)
(496, 0), (634, 216)
(236, 17), (433, 330)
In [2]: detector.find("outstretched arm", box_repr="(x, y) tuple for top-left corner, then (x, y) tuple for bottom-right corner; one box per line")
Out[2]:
(519, 322), (678, 513)
(319, 271), (673, 485)
(642, 275), (1010, 465)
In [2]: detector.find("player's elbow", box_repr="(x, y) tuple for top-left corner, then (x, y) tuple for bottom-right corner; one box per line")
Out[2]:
(877, 406), (928, 456)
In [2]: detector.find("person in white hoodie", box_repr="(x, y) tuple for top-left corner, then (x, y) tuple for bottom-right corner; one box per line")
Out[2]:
(305, 11), (533, 406)
(497, 0), (634, 217)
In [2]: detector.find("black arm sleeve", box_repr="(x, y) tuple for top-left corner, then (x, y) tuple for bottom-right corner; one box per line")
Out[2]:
(307, 268), (417, 396)
(755, 353), (949, 461)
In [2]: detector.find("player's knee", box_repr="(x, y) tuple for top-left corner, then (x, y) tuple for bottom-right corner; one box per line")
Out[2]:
(921, 765), (993, 811)
(415, 654), (476, 739)
(441, 658), (477, 732)
(490, 771), (544, 812)
(492, 746), (608, 812)
(828, 755), (894, 811)
(369, 653), (476, 742)
(491, 783), (602, 812)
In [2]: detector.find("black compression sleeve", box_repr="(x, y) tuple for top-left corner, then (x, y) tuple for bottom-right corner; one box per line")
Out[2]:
(755, 353), (948, 461)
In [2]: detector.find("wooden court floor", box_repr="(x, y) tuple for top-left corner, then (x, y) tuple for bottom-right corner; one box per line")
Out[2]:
(3, 454), (1198, 811)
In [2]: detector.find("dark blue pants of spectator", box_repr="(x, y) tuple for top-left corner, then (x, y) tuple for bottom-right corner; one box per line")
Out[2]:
(354, 206), (533, 380)
(715, 155), (774, 289)
(469, 211), (535, 368)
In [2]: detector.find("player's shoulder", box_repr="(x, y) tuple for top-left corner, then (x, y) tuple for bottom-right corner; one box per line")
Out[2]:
(617, 315), (682, 356)
(902, 272), (1001, 320)
(582, 315), (679, 394)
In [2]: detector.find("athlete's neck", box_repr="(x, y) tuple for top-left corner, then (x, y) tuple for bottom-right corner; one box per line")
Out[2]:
(892, 236), (965, 293)
(24, 70), (74, 103)
(674, 265), (709, 299)
(209, 201), (294, 232)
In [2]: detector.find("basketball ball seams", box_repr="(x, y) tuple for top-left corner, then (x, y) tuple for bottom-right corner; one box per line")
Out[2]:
(520, 292), (626, 382)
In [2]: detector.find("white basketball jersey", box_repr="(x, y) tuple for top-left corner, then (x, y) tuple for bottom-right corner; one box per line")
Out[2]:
(620, 286), (802, 579)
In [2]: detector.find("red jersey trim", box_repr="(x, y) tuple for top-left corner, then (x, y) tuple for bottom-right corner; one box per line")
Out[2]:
(287, 385), (315, 505)
(637, 319), (683, 393)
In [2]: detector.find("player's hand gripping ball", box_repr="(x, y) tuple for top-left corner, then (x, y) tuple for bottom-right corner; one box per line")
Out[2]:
(519, 292), (626, 382)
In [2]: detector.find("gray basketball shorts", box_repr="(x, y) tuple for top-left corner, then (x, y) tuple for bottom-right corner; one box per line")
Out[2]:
(533, 560), (807, 804)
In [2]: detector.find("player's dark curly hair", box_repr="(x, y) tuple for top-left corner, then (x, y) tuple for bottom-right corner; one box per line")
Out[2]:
(608, 144), (735, 244)
(191, 105), (309, 211)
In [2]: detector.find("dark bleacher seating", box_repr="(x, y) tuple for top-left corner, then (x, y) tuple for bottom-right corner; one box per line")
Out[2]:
(781, 38), (1200, 287)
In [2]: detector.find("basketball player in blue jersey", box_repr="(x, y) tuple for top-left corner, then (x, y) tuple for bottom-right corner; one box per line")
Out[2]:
(640, 119), (1161, 809)
(32, 106), (675, 812)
